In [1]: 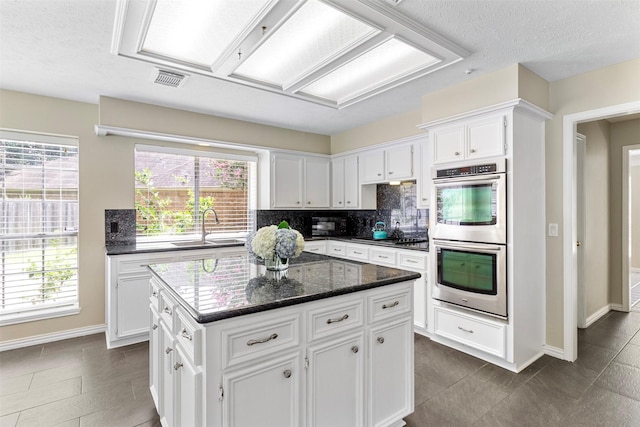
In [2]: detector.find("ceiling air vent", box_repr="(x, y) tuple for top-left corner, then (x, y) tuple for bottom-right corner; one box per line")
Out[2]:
(150, 68), (189, 88)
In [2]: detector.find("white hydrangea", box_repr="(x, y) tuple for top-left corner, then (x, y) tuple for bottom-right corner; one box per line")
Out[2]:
(248, 224), (305, 260)
(251, 225), (277, 259)
(293, 229), (305, 257)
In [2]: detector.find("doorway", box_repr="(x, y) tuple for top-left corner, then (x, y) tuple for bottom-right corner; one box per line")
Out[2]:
(623, 146), (640, 309)
(562, 100), (640, 362)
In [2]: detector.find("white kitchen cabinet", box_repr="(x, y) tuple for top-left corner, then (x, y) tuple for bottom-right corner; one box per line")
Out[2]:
(307, 333), (365, 427)
(360, 144), (413, 184)
(149, 274), (414, 427)
(303, 240), (327, 255)
(432, 114), (505, 164)
(417, 140), (432, 208)
(223, 354), (303, 427)
(369, 317), (413, 427)
(271, 153), (330, 208)
(149, 307), (161, 409)
(331, 155), (361, 208)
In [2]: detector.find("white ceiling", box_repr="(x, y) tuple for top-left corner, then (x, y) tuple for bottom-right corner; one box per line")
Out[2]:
(1, 0), (639, 136)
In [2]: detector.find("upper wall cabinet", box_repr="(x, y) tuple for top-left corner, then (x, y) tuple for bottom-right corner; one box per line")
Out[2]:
(417, 140), (432, 208)
(331, 155), (359, 208)
(431, 114), (506, 164)
(271, 153), (330, 209)
(361, 144), (414, 184)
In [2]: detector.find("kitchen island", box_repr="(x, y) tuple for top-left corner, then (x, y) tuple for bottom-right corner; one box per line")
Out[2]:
(148, 251), (419, 427)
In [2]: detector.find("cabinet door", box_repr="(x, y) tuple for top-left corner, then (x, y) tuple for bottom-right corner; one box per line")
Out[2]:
(223, 354), (301, 427)
(467, 115), (505, 159)
(432, 125), (465, 164)
(174, 345), (202, 427)
(370, 319), (413, 427)
(331, 157), (345, 208)
(160, 323), (175, 426)
(305, 157), (330, 208)
(417, 141), (431, 208)
(360, 150), (385, 183)
(272, 154), (303, 208)
(307, 333), (364, 427)
(343, 155), (359, 208)
(386, 144), (413, 180)
(117, 275), (151, 338)
(149, 308), (161, 409)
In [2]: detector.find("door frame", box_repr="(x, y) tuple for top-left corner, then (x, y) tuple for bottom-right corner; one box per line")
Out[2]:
(622, 144), (640, 311)
(562, 100), (640, 362)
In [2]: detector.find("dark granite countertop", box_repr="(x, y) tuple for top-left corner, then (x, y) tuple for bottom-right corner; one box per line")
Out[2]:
(148, 252), (421, 324)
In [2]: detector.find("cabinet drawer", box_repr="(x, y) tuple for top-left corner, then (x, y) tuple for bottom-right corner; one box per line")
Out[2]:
(346, 245), (369, 261)
(328, 242), (347, 258)
(159, 291), (177, 331)
(307, 298), (364, 342)
(304, 241), (327, 255)
(398, 252), (427, 271)
(222, 313), (301, 369)
(369, 248), (397, 266)
(175, 309), (203, 366)
(434, 306), (506, 358)
(369, 286), (412, 324)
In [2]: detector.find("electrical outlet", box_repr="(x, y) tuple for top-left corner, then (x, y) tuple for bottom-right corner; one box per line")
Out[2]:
(548, 223), (558, 237)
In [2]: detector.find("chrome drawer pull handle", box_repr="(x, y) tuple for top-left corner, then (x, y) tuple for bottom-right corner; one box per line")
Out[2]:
(165, 347), (173, 354)
(406, 259), (418, 264)
(382, 301), (399, 309)
(152, 291), (157, 297)
(458, 326), (474, 334)
(247, 333), (278, 346)
(152, 324), (158, 330)
(377, 336), (385, 344)
(379, 255), (389, 259)
(163, 307), (172, 315)
(353, 251), (363, 255)
(174, 362), (183, 371)
(351, 345), (359, 353)
(181, 328), (192, 341)
(283, 370), (292, 379)
(326, 314), (349, 324)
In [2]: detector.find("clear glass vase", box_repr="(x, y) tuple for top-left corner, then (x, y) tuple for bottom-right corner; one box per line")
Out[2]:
(264, 255), (289, 271)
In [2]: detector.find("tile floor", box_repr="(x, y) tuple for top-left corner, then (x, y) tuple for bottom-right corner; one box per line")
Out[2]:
(1, 307), (639, 427)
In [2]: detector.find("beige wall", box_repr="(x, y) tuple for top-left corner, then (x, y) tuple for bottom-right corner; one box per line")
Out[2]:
(100, 96), (331, 155)
(330, 108), (424, 154)
(0, 90), (329, 344)
(546, 59), (640, 348)
(576, 121), (610, 317)
(609, 119), (640, 300)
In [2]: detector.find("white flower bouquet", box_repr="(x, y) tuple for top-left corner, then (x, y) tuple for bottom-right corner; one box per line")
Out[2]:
(246, 221), (305, 270)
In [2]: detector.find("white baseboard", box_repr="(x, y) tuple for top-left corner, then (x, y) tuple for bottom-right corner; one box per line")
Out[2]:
(610, 303), (625, 311)
(413, 324), (430, 338)
(543, 344), (565, 360)
(583, 305), (611, 328)
(0, 324), (106, 352)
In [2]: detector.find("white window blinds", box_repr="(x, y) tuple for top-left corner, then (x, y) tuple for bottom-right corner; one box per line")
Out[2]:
(135, 145), (256, 240)
(1, 130), (79, 323)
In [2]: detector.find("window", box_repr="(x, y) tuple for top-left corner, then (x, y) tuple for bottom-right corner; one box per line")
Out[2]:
(0, 130), (79, 325)
(135, 145), (257, 241)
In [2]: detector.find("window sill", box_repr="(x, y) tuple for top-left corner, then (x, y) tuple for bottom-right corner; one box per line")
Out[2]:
(0, 304), (80, 326)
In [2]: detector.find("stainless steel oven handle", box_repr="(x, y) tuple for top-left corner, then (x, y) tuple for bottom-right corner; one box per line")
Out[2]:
(433, 239), (503, 253)
(433, 173), (503, 185)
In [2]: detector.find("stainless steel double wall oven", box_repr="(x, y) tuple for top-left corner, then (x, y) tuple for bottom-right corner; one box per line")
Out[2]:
(431, 158), (508, 318)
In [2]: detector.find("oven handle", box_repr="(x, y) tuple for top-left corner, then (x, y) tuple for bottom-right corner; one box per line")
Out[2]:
(432, 173), (504, 185)
(433, 239), (504, 253)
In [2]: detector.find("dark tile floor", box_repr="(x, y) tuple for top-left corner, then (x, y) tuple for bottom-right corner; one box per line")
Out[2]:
(1, 307), (639, 427)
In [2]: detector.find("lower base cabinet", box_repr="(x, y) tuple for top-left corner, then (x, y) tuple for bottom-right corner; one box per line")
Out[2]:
(150, 279), (414, 427)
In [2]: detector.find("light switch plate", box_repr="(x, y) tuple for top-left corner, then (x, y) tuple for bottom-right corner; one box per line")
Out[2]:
(548, 223), (558, 237)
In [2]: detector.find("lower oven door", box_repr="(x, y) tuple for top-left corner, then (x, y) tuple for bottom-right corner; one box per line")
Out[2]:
(432, 239), (507, 318)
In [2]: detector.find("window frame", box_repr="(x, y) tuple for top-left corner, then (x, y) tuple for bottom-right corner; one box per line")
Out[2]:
(0, 129), (80, 326)
(134, 144), (257, 243)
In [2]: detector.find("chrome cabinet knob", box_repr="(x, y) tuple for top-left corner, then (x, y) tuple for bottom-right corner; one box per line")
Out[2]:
(377, 336), (385, 344)
(283, 370), (292, 379)
(351, 345), (359, 354)
(152, 324), (158, 330)
(165, 347), (172, 354)
(174, 362), (183, 371)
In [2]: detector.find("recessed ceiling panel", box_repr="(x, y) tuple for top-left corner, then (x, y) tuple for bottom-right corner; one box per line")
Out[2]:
(234, 0), (379, 88)
(300, 37), (440, 103)
(142, 0), (272, 67)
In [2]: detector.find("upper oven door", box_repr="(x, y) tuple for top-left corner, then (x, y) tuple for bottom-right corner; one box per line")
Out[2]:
(432, 172), (506, 244)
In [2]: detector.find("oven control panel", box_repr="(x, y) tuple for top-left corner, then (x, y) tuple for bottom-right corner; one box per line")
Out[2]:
(434, 158), (506, 179)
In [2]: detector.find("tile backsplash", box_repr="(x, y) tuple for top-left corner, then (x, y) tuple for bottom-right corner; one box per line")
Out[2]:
(105, 209), (137, 246)
(256, 181), (428, 239)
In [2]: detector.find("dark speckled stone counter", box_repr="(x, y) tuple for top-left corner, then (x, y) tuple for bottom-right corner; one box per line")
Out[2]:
(148, 252), (421, 324)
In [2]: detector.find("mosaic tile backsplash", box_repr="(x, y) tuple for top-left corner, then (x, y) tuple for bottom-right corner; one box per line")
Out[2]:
(256, 181), (428, 239)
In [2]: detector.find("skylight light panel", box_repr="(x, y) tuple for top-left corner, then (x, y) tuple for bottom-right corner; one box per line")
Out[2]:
(300, 38), (440, 104)
(142, 0), (271, 67)
(234, 0), (379, 88)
